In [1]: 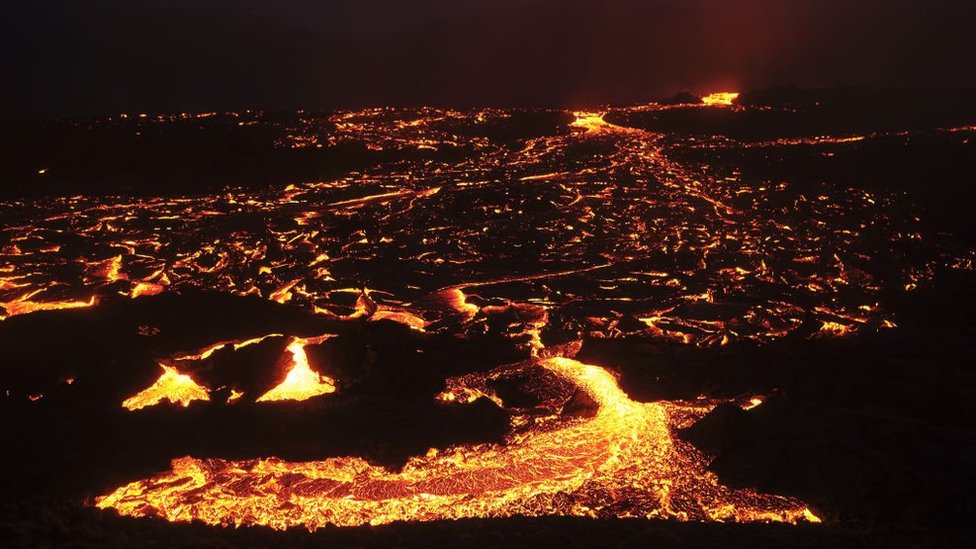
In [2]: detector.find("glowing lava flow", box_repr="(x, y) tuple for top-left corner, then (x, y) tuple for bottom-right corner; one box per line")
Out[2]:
(118, 334), (334, 410)
(255, 337), (336, 403)
(437, 288), (480, 321)
(0, 295), (96, 320)
(98, 357), (817, 529)
(571, 111), (610, 132)
(1, 104), (964, 346)
(129, 281), (164, 298)
(122, 365), (210, 411)
(701, 92), (740, 107)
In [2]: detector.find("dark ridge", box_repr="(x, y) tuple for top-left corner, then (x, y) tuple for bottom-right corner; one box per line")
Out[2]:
(0, 507), (967, 549)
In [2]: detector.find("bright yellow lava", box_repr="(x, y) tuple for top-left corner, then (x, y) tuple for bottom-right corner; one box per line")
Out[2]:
(1, 105), (944, 346)
(130, 281), (164, 298)
(98, 357), (818, 529)
(571, 111), (610, 132)
(255, 337), (336, 402)
(122, 365), (210, 411)
(0, 296), (96, 320)
(119, 334), (333, 410)
(701, 92), (740, 107)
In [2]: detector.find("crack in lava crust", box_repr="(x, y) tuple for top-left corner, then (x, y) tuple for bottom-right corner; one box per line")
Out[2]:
(96, 357), (817, 529)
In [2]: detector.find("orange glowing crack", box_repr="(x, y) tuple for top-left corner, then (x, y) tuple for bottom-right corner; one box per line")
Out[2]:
(437, 288), (480, 321)
(98, 357), (818, 529)
(328, 186), (441, 208)
(813, 320), (855, 337)
(92, 255), (126, 282)
(122, 365), (210, 411)
(170, 334), (283, 362)
(371, 309), (428, 331)
(0, 296), (97, 320)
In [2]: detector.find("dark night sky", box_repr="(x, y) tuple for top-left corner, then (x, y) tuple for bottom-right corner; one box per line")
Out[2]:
(4, 0), (975, 117)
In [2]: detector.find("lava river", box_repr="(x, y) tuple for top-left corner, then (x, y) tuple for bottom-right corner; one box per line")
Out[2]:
(96, 355), (817, 529)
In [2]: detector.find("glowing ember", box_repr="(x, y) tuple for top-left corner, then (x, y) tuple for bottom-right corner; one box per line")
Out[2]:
(255, 337), (336, 403)
(815, 320), (855, 338)
(742, 397), (765, 410)
(122, 365), (210, 411)
(92, 255), (125, 282)
(701, 92), (740, 107)
(98, 356), (818, 529)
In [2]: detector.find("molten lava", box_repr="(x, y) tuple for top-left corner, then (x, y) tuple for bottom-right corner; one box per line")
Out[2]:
(0, 295), (96, 320)
(0, 102), (963, 345)
(255, 337), (336, 403)
(122, 365), (210, 411)
(701, 92), (740, 107)
(3, 100), (973, 530)
(571, 111), (610, 132)
(129, 281), (164, 298)
(98, 356), (818, 529)
(120, 334), (333, 409)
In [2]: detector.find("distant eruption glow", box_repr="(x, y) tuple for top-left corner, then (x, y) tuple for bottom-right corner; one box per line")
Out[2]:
(701, 92), (740, 107)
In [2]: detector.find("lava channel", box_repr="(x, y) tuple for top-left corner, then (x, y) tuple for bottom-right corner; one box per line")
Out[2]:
(97, 357), (818, 529)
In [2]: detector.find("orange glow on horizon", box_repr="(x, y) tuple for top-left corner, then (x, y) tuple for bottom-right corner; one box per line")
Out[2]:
(701, 92), (740, 107)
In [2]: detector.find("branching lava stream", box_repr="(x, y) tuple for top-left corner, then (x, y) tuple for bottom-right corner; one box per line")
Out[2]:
(97, 356), (817, 529)
(2, 95), (973, 531)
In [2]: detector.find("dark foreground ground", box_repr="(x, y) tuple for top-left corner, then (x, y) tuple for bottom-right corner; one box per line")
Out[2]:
(2, 504), (971, 549)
